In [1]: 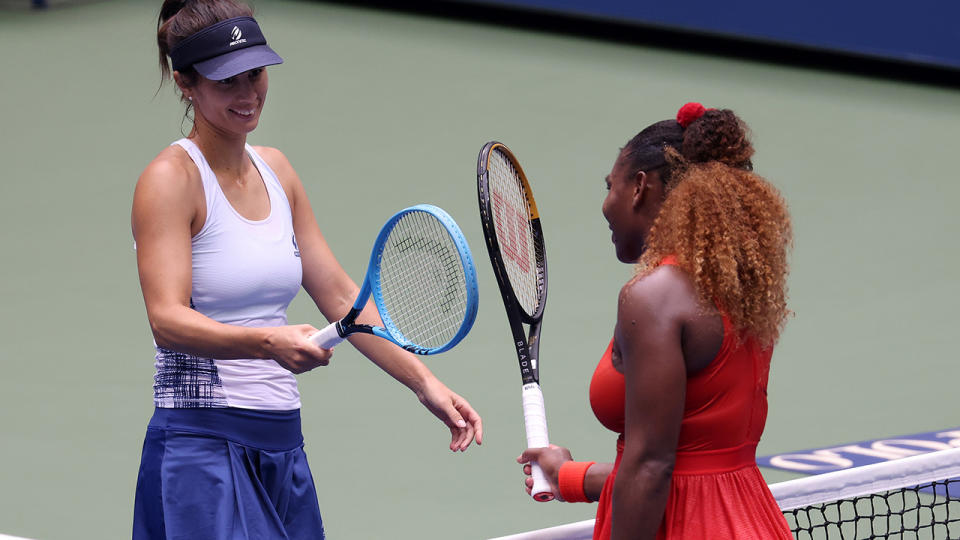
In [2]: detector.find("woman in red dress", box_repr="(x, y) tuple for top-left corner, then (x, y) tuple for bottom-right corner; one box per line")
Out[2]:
(519, 103), (794, 539)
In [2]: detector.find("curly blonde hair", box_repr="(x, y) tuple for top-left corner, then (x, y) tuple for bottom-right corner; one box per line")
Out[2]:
(632, 109), (792, 347)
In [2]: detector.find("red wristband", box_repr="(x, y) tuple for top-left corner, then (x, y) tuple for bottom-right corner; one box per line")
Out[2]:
(558, 460), (595, 503)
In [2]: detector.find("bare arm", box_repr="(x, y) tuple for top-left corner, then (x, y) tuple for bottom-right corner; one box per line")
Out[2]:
(259, 147), (483, 450)
(131, 148), (330, 373)
(610, 268), (688, 540)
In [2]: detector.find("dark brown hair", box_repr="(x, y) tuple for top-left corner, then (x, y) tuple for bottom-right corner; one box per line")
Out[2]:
(157, 0), (253, 84)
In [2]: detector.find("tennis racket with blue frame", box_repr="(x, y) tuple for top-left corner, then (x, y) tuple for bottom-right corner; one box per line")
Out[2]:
(310, 204), (479, 355)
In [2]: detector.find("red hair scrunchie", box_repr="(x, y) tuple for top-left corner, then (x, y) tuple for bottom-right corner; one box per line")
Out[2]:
(676, 102), (707, 128)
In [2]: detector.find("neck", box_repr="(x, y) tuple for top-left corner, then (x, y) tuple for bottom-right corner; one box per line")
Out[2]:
(189, 118), (249, 179)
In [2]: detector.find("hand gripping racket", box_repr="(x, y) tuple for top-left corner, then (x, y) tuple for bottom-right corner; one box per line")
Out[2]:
(310, 204), (479, 355)
(477, 142), (553, 502)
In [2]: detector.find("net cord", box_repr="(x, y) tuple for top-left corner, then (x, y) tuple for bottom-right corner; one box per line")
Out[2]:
(770, 445), (960, 511)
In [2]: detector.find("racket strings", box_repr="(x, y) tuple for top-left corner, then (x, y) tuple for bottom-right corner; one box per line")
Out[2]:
(388, 213), (466, 345)
(378, 211), (469, 348)
(487, 149), (544, 317)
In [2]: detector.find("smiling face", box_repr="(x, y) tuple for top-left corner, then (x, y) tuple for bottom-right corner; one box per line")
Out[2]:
(601, 150), (665, 263)
(177, 67), (268, 137)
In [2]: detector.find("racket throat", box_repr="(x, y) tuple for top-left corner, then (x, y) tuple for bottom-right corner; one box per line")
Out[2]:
(516, 347), (539, 384)
(338, 306), (363, 336)
(520, 367), (539, 386)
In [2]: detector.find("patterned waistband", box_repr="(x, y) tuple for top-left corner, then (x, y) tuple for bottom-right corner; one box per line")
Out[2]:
(148, 407), (303, 452)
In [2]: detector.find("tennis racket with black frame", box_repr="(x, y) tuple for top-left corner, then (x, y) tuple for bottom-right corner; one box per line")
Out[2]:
(310, 204), (479, 356)
(477, 141), (554, 502)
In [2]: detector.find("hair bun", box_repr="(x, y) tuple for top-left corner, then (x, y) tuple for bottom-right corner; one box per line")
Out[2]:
(676, 102), (707, 129)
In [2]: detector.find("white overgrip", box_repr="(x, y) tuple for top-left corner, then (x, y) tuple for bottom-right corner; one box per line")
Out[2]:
(309, 322), (345, 349)
(522, 382), (554, 502)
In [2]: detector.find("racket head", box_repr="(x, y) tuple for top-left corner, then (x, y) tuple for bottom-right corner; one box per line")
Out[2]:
(477, 142), (548, 324)
(366, 204), (479, 355)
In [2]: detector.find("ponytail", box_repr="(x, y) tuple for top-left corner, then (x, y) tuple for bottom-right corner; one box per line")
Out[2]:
(157, 0), (190, 81)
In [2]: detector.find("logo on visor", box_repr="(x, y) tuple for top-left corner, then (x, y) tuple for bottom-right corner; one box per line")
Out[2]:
(229, 26), (247, 47)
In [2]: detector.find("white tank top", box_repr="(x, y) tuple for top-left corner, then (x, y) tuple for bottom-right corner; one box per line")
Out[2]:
(152, 138), (303, 410)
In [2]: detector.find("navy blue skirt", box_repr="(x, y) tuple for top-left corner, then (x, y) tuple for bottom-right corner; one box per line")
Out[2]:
(133, 408), (324, 540)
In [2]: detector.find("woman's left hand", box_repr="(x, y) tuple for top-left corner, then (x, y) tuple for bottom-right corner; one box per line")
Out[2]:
(417, 377), (483, 452)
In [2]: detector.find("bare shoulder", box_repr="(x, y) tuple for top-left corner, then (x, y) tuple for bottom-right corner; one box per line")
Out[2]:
(619, 265), (699, 325)
(251, 144), (286, 162)
(132, 144), (204, 234)
(252, 145), (296, 179)
(252, 145), (305, 211)
(138, 144), (200, 193)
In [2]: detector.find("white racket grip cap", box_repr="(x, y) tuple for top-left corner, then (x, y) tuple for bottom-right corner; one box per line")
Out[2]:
(522, 382), (554, 502)
(309, 323), (344, 350)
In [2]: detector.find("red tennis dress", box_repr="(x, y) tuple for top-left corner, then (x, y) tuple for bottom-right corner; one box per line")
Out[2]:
(589, 265), (792, 539)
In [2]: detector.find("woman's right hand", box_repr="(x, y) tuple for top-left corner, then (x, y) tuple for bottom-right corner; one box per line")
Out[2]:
(264, 324), (333, 374)
(517, 444), (574, 497)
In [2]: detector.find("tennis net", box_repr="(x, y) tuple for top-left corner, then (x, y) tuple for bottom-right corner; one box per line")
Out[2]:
(489, 446), (960, 540)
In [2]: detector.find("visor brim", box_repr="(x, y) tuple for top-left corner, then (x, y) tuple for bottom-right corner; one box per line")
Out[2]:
(193, 44), (283, 80)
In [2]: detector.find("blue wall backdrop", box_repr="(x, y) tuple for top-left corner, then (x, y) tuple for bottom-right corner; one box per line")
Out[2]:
(451, 0), (960, 70)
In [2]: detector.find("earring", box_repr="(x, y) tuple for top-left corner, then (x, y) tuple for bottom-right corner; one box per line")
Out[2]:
(188, 96), (193, 101)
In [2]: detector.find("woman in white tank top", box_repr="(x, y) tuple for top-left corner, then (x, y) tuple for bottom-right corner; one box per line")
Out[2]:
(132, 2), (482, 538)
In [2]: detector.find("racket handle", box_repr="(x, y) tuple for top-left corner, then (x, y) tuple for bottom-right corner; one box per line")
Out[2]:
(522, 382), (554, 502)
(310, 322), (344, 349)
